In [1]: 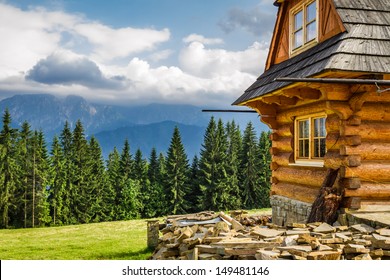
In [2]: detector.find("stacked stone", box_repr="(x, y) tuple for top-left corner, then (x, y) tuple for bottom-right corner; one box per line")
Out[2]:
(151, 211), (390, 260)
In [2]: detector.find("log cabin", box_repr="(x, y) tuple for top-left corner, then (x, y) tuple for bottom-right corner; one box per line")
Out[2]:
(233, 0), (390, 225)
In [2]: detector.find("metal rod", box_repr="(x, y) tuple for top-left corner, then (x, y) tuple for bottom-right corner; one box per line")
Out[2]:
(202, 109), (257, 113)
(274, 77), (390, 85)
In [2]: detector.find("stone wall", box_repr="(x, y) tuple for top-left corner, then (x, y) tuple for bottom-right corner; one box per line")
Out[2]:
(271, 195), (312, 225)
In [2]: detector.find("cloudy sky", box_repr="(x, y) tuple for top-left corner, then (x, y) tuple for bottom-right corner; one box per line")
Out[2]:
(0, 0), (277, 106)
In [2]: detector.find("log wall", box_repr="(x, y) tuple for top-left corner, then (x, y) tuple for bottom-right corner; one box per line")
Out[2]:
(340, 98), (390, 211)
(262, 89), (390, 216)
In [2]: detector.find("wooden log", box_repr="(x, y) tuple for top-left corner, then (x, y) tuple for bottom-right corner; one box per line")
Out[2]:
(344, 183), (390, 199)
(347, 115), (361, 126)
(326, 132), (343, 150)
(340, 162), (390, 181)
(272, 137), (293, 152)
(343, 122), (390, 141)
(275, 123), (293, 137)
(276, 101), (326, 124)
(324, 151), (343, 169)
(273, 167), (327, 188)
(326, 114), (341, 132)
(355, 102), (390, 122)
(273, 152), (294, 167)
(340, 143), (390, 160)
(339, 178), (361, 189)
(271, 182), (319, 203)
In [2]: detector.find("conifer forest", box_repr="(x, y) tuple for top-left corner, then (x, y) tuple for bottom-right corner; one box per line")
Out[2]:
(0, 109), (271, 229)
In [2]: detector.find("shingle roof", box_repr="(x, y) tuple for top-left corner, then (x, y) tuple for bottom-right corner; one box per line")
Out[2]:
(233, 0), (390, 105)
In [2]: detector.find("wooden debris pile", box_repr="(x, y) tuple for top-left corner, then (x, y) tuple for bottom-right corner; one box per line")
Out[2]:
(151, 211), (390, 260)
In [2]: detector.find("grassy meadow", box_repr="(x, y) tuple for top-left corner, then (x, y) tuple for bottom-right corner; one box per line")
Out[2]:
(0, 209), (270, 260)
(0, 219), (158, 260)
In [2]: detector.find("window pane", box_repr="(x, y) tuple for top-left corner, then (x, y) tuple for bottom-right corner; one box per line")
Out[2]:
(294, 11), (303, 31)
(314, 117), (326, 137)
(320, 138), (326, 157)
(294, 30), (303, 48)
(306, 21), (317, 42)
(299, 139), (309, 158)
(307, 1), (316, 22)
(299, 119), (309, 138)
(314, 139), (319, 158)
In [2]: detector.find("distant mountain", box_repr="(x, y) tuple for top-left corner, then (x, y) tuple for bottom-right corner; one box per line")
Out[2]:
(0, 93), (268, 159)
(93, 121), (205, 159)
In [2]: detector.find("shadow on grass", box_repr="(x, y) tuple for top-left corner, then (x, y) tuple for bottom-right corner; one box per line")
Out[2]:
(96, 247), (154, 260)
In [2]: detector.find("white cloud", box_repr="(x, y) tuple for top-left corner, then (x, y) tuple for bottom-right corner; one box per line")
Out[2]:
(73, 23), (170, 62)
(183, 34), (224, 45)
(0, 2), (270, 106)
(0, 3), (170, 78)
(179, 41), (268, 78)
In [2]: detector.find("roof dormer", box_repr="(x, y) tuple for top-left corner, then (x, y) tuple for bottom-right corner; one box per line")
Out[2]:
(266, 0), (345, 70)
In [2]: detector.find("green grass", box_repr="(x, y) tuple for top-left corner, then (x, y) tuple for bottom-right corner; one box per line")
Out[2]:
(0, 209), (271, 260)
(0, 219), (158, 260)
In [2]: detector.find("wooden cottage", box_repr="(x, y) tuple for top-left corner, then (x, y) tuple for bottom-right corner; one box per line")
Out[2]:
(233, 0), (390, 225)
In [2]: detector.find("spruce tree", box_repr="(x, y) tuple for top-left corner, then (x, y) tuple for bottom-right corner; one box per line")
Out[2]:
(143, 148), (165, 218)
(239, 122), (261, 209)
(164, 126), (190, 215)
(59, 121), (76, 224)
(33, 131), (51, 227)
(199, 118), (230, 211)
(258, 131), (272, 208)
(186, 155), (202, 213)
(87, 136), (113, 222)
(71, 120), (90, 223)
(0, 109), (19, 228)
(225, 120), (242, 210)
(16, 121), (32, 228)
(49, 136), (66, 225)
(106, 147), (122, 220)
(133, 148), (148, 217)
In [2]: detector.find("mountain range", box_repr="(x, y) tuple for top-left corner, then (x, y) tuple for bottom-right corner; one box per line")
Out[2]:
(0, 94), (266, 159)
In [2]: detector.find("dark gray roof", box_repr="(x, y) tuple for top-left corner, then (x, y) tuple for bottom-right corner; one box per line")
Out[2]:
(233, 0), (390, 105)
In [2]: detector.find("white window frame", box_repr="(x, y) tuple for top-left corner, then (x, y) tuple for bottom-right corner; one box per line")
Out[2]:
(292, 113), (326, 167)
(290, 0), (318, 56)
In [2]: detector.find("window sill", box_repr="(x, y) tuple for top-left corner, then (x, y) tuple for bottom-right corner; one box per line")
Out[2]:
(289, 161), (324, 168)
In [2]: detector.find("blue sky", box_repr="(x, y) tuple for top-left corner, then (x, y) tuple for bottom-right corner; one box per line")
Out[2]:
(0, 0), (277, 106)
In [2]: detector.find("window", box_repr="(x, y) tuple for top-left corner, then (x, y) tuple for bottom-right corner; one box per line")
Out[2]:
(294, 114), (326, 165)
(291, 0), (318, 53)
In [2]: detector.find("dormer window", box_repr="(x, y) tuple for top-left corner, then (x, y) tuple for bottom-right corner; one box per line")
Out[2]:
(291, 0), (318, 54)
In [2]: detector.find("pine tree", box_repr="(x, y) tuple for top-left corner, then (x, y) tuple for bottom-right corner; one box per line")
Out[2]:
(0, 109), (19, 228)
(59, 121), (75, 224)
(199, 118), (230, 211)
(16, 121), (32, 228)
(87, 136), (113, 222)
(186, 155), (202, 213)
(71, 120), (90, 223)
(49, 136), (66, 225)
(239, 122), (261, 209)
(116, 140), (141, 220)
(141, 148), (164, 218)
(132, 148), (148, 217)
(258, 131), (272, 208)
(106, 147), (122, 220)
(164, 126), (190, 215)
(225, 120), (242, 210)
(33, 131), (51, 227)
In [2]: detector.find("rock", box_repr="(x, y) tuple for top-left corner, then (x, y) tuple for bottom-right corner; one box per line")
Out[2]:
(250, 227), (285, 238)
(353, 253), (372, 260)
(343, 244), (370, 254)
(307, 251), (342, 260)
(376, 228), (390, 237)
(256, 250), (280, 260)
(313, 223), (336, 234)
(283, 235), (299, 246)
(351, 224), (376, 234)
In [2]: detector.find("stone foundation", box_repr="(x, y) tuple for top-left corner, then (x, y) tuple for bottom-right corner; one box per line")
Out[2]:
(270, 195), (312, 226)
